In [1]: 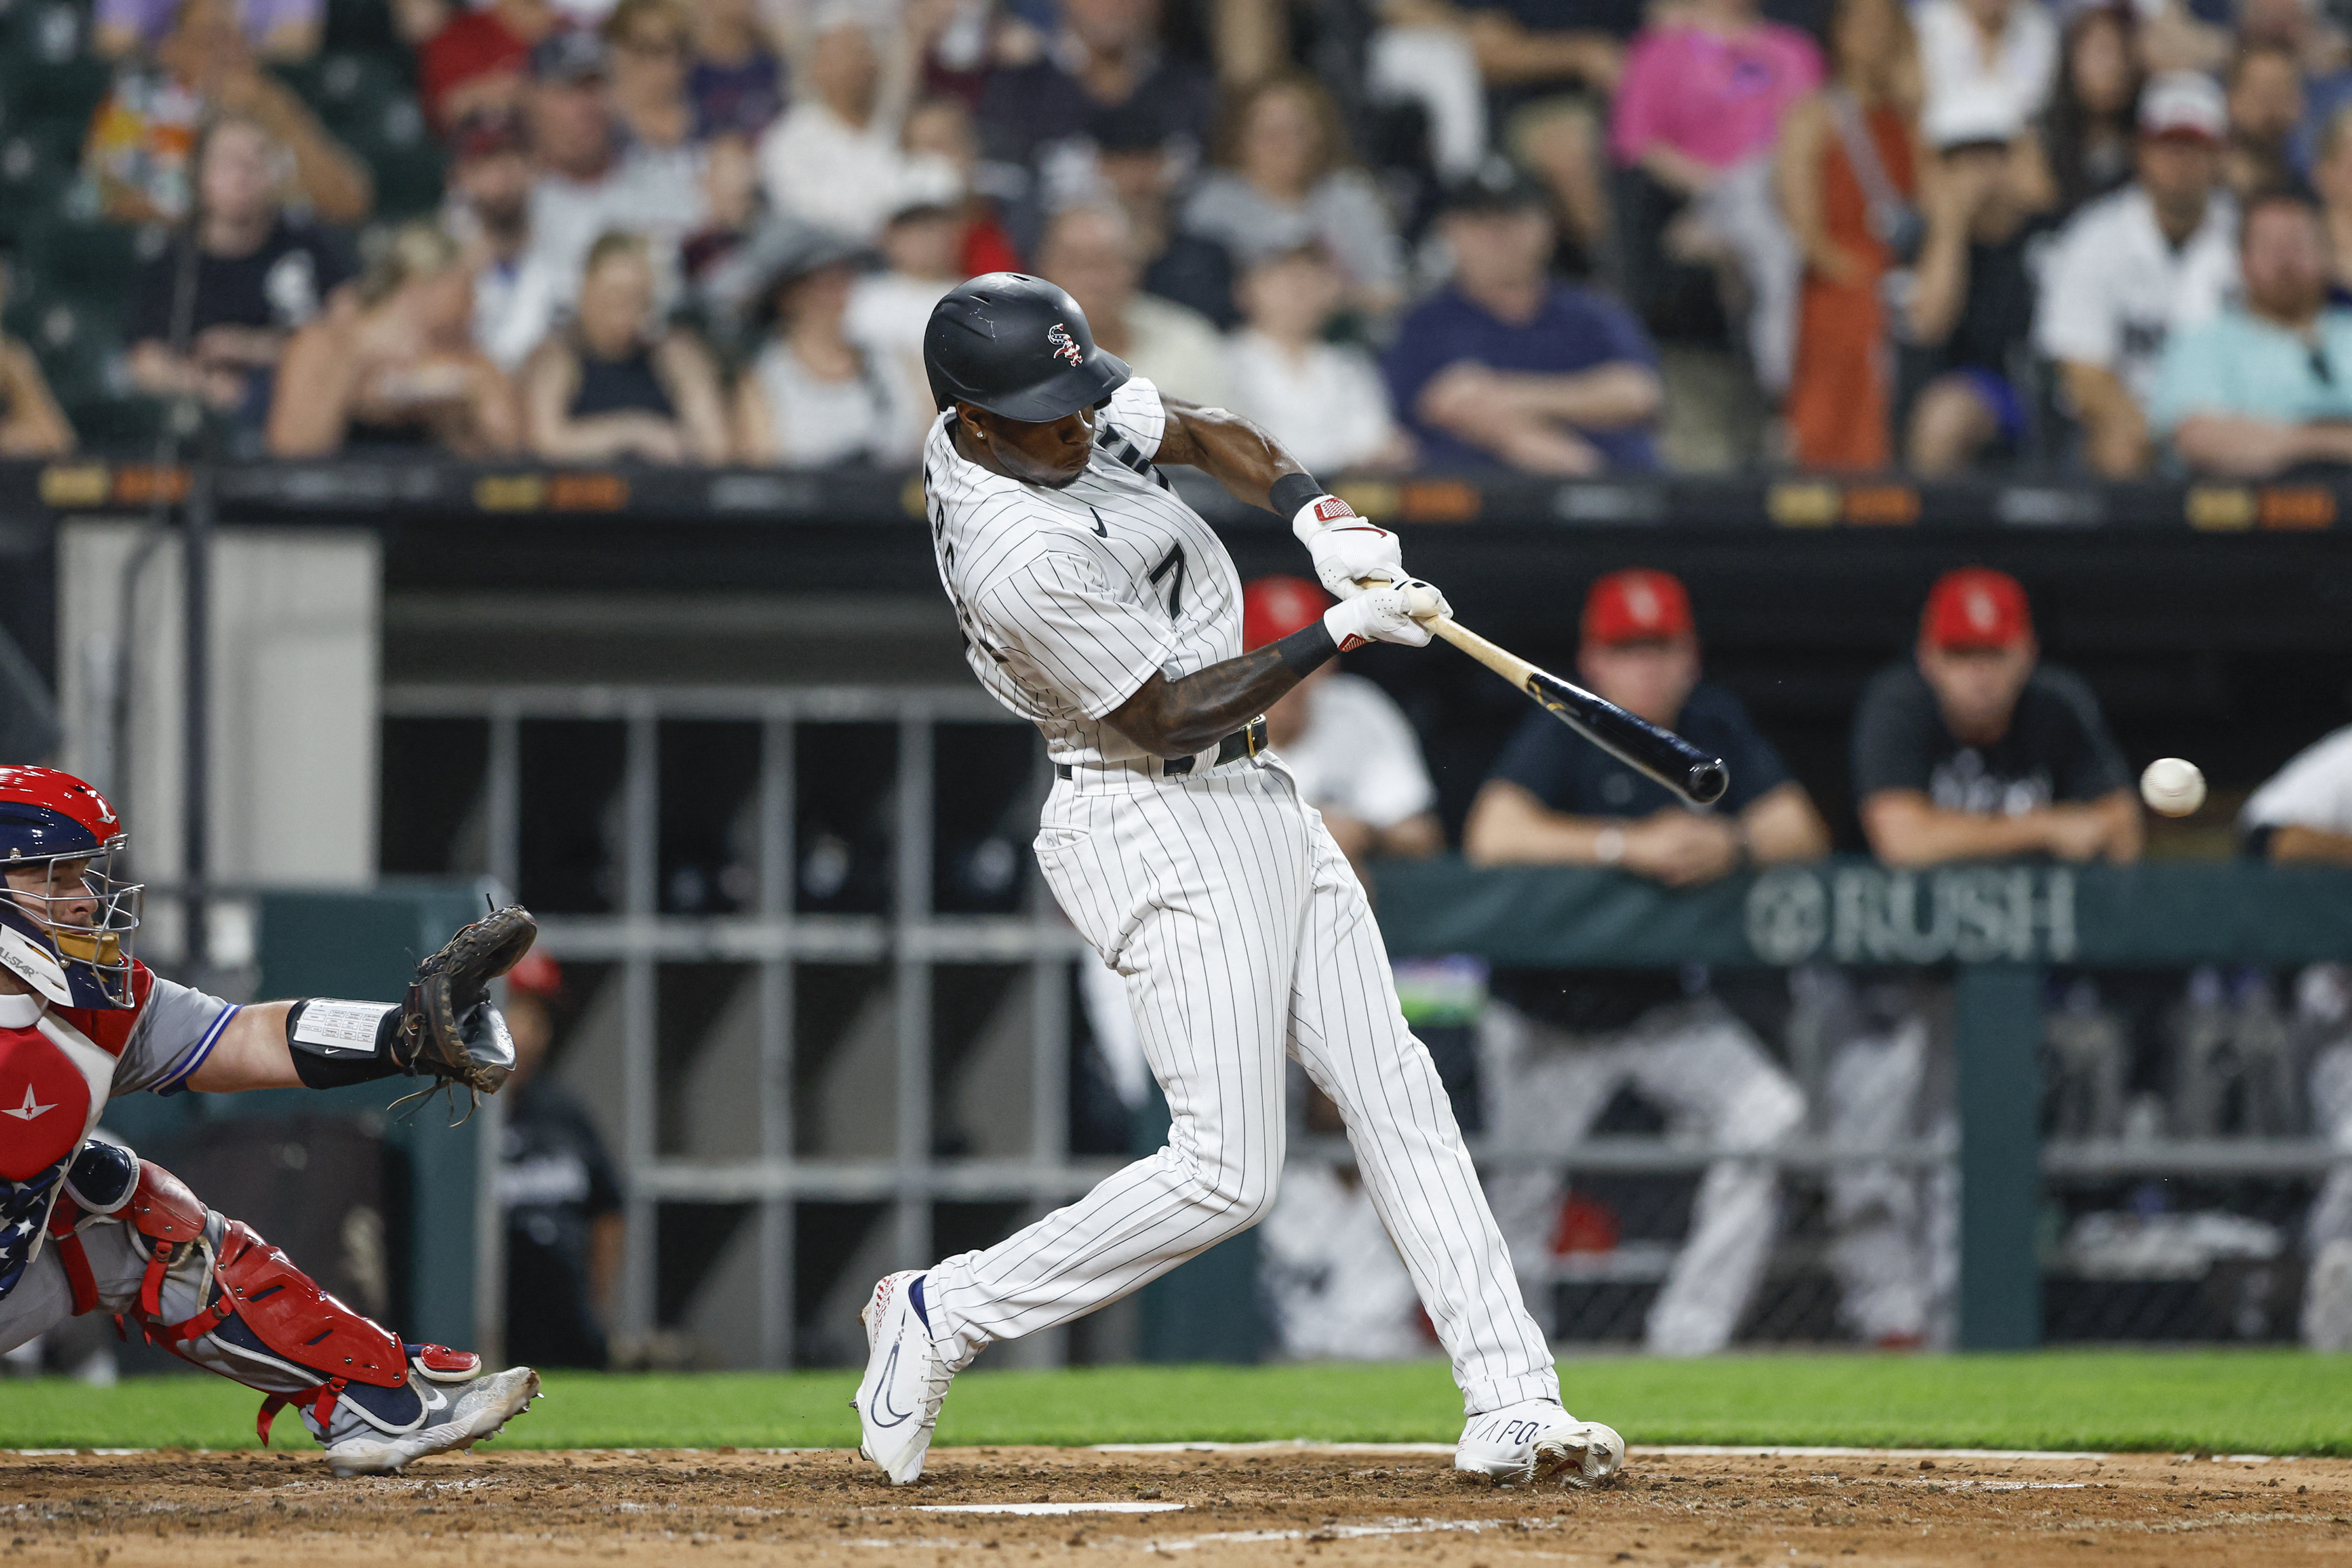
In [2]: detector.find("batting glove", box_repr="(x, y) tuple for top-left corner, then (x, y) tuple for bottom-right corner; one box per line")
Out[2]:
(1294, 494), (1404, 601)
(1324, 579), (1450, 651)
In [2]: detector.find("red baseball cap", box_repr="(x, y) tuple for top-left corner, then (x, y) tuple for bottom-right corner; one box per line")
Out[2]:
(1242, 575), (1332, 651)
(1921, 567), (2033, 649)
(1581, 569), (1693, 646)
(506, 949), (564, 1000)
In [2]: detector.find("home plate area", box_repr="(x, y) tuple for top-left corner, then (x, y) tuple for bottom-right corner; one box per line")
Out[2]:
(4, 1445), (2349, 1567)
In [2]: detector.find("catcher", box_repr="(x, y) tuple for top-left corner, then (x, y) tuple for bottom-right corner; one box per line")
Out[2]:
(0, 764), (540, 1474)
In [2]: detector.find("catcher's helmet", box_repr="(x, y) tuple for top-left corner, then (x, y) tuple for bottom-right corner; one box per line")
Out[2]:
(924, 272), (1130, 422)
(0, 766), (142, 1008)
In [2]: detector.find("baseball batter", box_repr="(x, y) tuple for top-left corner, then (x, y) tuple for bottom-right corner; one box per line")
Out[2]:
(0, 766), (538, 1473)
(852, 273), (1624, 1490)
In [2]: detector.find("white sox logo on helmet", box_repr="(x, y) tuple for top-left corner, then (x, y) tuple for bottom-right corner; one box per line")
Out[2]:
(1046, 323), (1084, 366)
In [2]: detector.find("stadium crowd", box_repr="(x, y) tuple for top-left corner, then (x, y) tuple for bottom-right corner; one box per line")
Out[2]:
(7, 0), (2352, 474)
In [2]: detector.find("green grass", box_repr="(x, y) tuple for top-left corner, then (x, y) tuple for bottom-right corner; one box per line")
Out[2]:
(6, 1352), (2350, 1455)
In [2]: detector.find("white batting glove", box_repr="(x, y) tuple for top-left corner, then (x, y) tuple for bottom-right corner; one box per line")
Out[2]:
(1323, 579), (1450, 651)
(1292, 494), (1404, 601)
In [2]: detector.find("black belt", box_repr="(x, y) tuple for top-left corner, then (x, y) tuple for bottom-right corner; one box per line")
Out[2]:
(1057, 715), (1267, 780)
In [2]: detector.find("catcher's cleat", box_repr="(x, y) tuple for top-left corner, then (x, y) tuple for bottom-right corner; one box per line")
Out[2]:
(307, 1353), (542, 1478)
(396, 903), (537, 1096)
(852, 1270), (955, 1485)
(1454, 1399), (1624, 1488)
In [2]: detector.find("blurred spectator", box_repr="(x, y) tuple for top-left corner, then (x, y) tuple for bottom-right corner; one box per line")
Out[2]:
(976, 0), (1216, 220)
(1902, 95), (2060, 475)
(1913, 0), (2056, 138)
(904, 96), (1024, 278)
(1609, 0), (1821, 391)
(2316, 104), (2352, 297)
(847, 201), (968, 433)
(525, 30), (709, 310)
(2225, 40), (2308, 203)
(1385, 160), (1660, 474)
(1036, 202), (1229, 405)
(1226, 246), (1413, 475)
(521, 231), (732, 464)
(0, 272), (73, 458)
(266, 221), (520, 456)
(2244, 722), (2352, 864)
(735, 231), (924, 466)
(495, 953), (624, 1370)
(1853, 568), (2140, 867)
(1246, 576), (1443, 881)
(1369, 0), (1629, 255)
(444, 110), (562, 372)
(759, 7), (959, 244)
(403, 0), (559, 136)
(689, 0), (786, 143)
(1463, 568), (1823, 1356)
(83, 0), (371, 225)
(2149, 192), (2352, 475)
(1089, 108), (1231, 325)
(603, 0), (697, 154)
(1182, 73), (1406, 318)
(126, 114), (357, 432)
(2034, 71), (2236, 478)
(97, 0), (319, 63)
(2042, 2), (2142, 214)
(1776, 0), (1922, 472)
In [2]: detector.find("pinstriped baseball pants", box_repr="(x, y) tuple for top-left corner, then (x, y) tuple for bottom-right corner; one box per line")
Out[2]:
(926, 754), (1559, 1416)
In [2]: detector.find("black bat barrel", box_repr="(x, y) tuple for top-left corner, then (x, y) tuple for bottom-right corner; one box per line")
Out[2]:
(1527, 669), (1730, 808)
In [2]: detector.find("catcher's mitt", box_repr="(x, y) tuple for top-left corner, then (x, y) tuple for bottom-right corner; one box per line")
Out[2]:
(394, 903), (536, 1096)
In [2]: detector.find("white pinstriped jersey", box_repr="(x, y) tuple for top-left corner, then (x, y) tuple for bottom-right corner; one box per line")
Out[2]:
(922, 377), (1243, 765)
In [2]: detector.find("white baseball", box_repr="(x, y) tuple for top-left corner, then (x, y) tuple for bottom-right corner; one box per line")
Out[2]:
(2140, 757), (2206, 817)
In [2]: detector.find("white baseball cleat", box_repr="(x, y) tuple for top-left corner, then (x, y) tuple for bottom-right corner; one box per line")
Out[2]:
(1455, 1399), (1624, 1487)
(314, 1361), (542, 1478)
(852, 1270), (956, 1485)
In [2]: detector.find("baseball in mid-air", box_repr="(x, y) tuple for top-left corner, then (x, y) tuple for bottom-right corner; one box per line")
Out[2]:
(2140, 757), (2207, 816)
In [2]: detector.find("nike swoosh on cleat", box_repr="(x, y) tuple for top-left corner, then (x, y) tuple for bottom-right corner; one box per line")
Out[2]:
(871, 1341), (915, 1427)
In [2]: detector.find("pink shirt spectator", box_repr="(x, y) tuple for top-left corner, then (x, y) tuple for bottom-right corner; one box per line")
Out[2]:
(1608, 22), (1825, 170)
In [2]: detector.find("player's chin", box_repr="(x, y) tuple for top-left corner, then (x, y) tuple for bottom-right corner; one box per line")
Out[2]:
(1032, 460), (1089, 489)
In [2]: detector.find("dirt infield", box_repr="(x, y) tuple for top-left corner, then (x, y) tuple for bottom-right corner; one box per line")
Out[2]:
(4, 1445), (2349, 1567)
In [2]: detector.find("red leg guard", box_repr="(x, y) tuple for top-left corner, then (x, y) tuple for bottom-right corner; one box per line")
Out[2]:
(116, 1159), (410, 1441)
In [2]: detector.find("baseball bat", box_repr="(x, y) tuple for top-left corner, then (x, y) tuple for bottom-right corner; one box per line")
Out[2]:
(1394, 587), (1729, 807)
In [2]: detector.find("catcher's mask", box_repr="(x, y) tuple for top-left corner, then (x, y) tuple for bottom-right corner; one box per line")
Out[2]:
(0, 766), (143, 1009)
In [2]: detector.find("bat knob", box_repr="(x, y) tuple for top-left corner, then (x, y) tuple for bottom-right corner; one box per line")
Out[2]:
(1686, 759), (1729, 807)
(1399, 583), (1444, 621)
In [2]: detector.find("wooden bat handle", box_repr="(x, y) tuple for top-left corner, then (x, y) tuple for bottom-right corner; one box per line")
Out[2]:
(1425, 615), (1538, 688)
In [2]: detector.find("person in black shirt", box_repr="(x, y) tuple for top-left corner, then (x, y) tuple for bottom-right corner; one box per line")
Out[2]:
(1462, 568), (1828, 1355)
(1828, 567), (2139, 1349)
(1852, 567), (2139, 865)
(497, 951), (625, 1370)
(125, 115), (357, 438)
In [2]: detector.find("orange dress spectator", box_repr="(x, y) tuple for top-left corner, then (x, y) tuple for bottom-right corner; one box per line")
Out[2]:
(1786, 102), (1916, 470)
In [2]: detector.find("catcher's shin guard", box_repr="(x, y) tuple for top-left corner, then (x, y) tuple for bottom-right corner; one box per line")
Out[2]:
(51, 1156), (535, 1466)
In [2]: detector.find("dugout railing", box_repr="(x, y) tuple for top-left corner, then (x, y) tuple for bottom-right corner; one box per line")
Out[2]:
(366, 680), (2352, 1365)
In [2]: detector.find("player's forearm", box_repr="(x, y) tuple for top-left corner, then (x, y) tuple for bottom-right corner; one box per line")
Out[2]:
(1155, 396), (1309, 511)
(1740, 783), (1832, 865)
(2270, 823), (2352, 865)
(1463, 782), (1618, 866)
(1861, 792), (2058, 866)
(2092, 787), (2144, 862)
(1105, 624), (1338, 758)
(183, 1001), (302, 1093)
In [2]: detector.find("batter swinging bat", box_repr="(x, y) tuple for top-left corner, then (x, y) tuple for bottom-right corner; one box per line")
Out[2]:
(1397, 584), (1729, 807)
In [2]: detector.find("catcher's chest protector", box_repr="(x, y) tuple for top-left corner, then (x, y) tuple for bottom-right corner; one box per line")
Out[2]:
(0, 994), (119, 1300)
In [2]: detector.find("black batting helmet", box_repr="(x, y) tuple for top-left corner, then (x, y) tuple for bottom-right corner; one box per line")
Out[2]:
(923, 273), (1130, 422)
